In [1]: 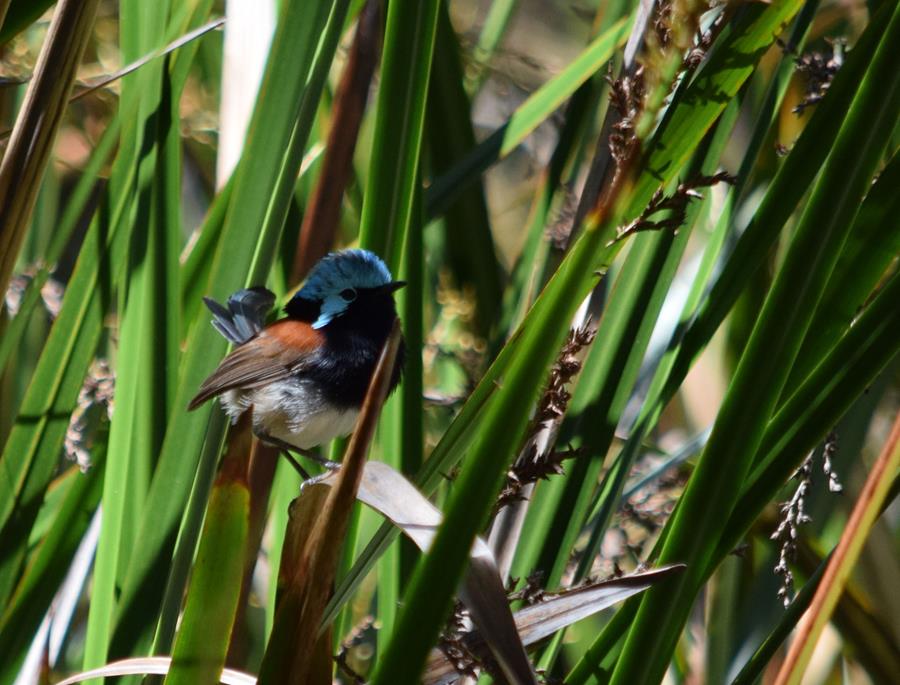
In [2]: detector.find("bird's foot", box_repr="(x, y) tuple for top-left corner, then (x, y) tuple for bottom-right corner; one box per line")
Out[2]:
(298, 469), (339, 491)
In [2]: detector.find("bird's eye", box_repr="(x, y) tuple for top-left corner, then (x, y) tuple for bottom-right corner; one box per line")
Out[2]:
(339, 288), (357, 302)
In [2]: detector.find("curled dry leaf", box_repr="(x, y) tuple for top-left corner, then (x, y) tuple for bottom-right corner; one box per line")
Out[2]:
(56, 657), (256, 685)
(422, 564), (686, 685)
(318, 460), (684, 684)
(320, 460), (537, 685)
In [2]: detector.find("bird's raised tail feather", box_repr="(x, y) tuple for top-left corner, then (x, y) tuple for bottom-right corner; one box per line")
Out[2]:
(203, 286), (276, 346)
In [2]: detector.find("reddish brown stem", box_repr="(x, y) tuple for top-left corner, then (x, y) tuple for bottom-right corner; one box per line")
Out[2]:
(291, 0), (382, 282)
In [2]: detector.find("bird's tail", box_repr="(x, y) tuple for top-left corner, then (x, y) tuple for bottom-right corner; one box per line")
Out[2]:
(203, 287), (276, 345)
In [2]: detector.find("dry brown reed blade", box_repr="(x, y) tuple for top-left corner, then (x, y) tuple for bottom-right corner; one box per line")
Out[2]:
(0, 0), (101, 297)
(257, 320), (402, 685)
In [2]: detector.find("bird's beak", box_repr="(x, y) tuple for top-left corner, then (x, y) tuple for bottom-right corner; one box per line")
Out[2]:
(386, 280), (406, 293)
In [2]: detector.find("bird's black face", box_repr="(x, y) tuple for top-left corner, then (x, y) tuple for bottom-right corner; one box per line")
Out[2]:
(285, 282), (404, 343)
(321, 282), (403, 342)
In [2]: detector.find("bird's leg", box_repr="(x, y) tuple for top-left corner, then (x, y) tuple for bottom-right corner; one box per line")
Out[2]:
(255, 430), (341, 473)
(274, 447), (335, 492)
(279, 450), (312, 481)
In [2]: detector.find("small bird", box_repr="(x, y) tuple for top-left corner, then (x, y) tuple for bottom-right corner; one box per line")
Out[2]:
(188, 249), (405, 460)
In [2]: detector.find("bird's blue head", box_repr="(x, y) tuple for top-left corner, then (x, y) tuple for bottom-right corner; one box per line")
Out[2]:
(289, 249), (404, 329)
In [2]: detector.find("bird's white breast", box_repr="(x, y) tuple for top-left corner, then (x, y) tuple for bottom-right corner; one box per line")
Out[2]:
(221, 379), (359, 449)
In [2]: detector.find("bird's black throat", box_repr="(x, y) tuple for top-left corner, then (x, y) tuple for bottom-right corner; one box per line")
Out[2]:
(289, 288), (405, 409)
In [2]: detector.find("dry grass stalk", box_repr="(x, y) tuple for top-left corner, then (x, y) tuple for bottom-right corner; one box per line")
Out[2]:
(0, 0), (101, 296)
(612, 170), (735, 244)
(496, 324), (597, 511)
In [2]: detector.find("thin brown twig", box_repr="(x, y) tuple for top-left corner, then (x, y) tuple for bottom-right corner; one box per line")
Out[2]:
(495, 324), (597, 510)
(611, 170), (735, 244)
(334, 616), (376, 685)
(778, 36), (845, 115)
(774, 414), (900, 684)
(605, 65), (646, 171)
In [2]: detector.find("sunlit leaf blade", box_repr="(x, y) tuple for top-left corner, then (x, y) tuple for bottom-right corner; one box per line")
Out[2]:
(639, 0), (893, 433)
(566, 13), (894, 672)
(500, 16), (629, 157)
(0, 459), (104, 682)
(425, 16), (629, 219)
(2, 0), (898, 682)
(372, 2), (807, 681)
(466, 0), (518, 93)
(718, 271), (900, 562)
(69, 18), (225, 105)
(357, 0), (438, 267)
(572, 268), (900, 683)
(82, 0), (180, 669)
(353, 0), (438, 645)
(0, 187), (132, 609)
(526, 105), (738, 591)
(0, 116), (119, 376)
(787, 149), (900, 388)
(428, 4), (503, 334)
(165, 420), (252, 685)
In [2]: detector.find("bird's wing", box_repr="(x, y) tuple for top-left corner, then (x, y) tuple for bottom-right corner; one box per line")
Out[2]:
(204, 286), (276, 345)
(188, 319), (324, 410)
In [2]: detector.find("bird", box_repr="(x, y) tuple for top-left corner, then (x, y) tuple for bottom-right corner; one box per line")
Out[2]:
(188, 249), (405, 465)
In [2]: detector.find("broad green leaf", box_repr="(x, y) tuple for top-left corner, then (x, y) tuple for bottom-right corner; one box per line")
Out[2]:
(569, 270), (900, 684)
(165, 427), (251, 685)
(428, 5), (503, 334)
(0, 178), (133, 610)
(0, 116), (120, 375)
(81, 0), (178, 671)
(638, 0), (893, 434)
(357, 0), (438, 268)
(524, 103), (738, 592)
(786, 149), (900, 388)
(719, 273), (900, 563)
(340, 6), (806, 668)
(356, 0), (439, 642)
